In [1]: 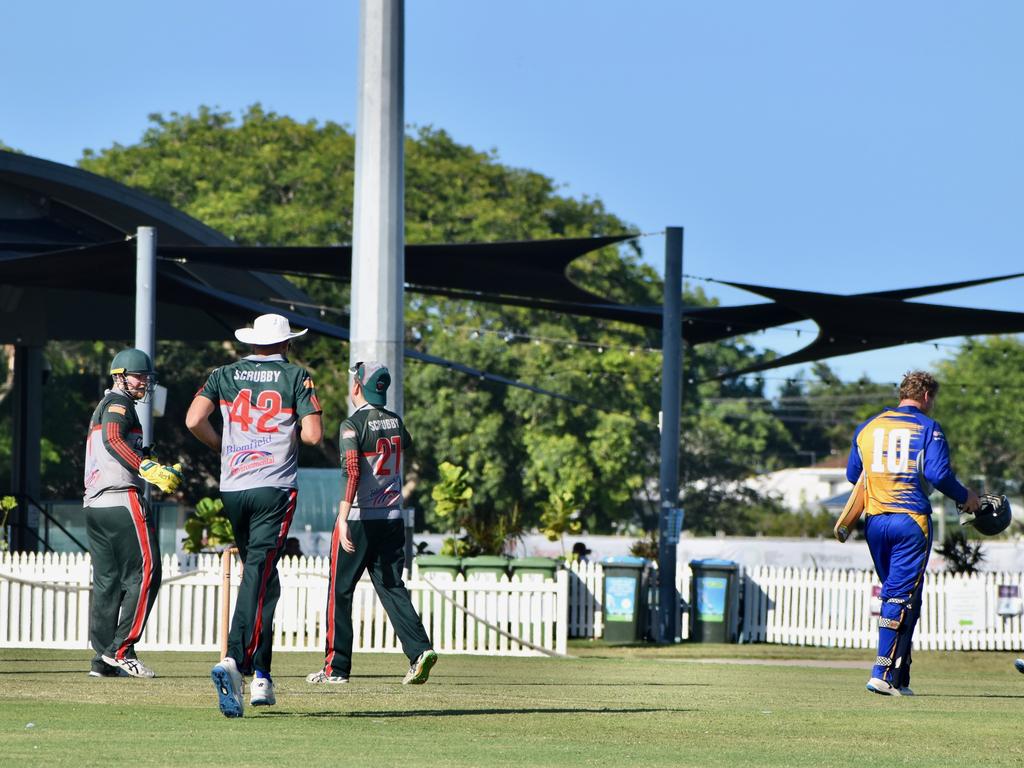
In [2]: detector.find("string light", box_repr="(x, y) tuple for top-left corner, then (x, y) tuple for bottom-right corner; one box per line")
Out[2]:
(437, 322), (661, 356)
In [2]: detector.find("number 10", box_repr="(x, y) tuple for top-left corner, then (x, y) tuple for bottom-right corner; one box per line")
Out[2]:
(870, 427), (911, 473)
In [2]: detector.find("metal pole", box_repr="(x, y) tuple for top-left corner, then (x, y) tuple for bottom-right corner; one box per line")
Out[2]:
(350, 0), (405, 417)
(10, 345), (43, 550)
(658, 227), (684, 642)
(135, 226), (156, 447)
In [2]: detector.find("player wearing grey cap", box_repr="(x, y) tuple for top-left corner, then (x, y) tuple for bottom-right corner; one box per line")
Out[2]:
(307, 361), (437, 686)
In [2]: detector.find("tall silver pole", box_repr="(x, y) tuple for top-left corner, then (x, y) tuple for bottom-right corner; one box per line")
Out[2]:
(135, 226), (156, 448)
(657, 227), (684, 643)
(350, 0), (405, 417)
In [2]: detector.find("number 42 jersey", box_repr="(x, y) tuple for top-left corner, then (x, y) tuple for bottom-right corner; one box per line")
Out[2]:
(846, 404), (968, 516)
(197, 354), (322, 492)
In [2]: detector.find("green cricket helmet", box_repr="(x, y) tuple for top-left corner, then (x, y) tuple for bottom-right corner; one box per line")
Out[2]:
(110, 348), (156, 376)
(110, 348), (157, 400)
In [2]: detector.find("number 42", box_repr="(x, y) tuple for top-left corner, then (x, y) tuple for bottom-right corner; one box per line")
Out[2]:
(227, 388), (282, 433)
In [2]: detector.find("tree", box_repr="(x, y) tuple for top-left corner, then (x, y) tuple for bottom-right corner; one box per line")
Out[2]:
(2, 106), (803, 544)
(934, 336), (1024, 491)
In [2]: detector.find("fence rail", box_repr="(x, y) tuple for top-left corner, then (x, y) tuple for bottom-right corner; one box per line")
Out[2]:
(4, 554), (1023, 652)
(0, 552), (568, 657)
(740, 565), (1024, 650)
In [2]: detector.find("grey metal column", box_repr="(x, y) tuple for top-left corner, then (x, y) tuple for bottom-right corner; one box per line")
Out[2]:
(10, 345), (43, 550)
(350, 0), (405, 416)
(657, 227), (684, 642)
(135, 226), (156, 448)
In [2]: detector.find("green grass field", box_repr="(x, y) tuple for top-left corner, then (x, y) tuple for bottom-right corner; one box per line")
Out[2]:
(2, 643), (1023, 767)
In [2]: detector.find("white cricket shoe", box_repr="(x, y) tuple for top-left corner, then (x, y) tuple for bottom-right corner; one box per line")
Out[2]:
(403, 650), (438, 685)
(866, 677), (901, 696)
(306, 669), (349, 684)
(250, 677), (276, 706)
(101, 654), (156, 678)
(211, 657), (244, 718)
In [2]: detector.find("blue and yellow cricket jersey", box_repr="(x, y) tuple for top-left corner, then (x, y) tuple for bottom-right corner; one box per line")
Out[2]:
(846, 405), (968, 515)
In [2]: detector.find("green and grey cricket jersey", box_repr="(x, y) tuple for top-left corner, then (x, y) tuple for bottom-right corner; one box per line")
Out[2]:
(340, 403), (412, 520)
(83, 389), (144, 507)
(82, 388), (160, 666)
(196, 354), (321, 491)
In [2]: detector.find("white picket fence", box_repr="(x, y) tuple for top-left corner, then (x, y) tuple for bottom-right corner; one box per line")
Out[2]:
(5, 554), (1022, 651)
(741, 565), (1024, 650)
(0, 552), (569, 657)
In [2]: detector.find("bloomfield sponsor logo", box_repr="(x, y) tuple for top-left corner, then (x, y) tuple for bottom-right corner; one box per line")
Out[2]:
(228, 450), (276, 477)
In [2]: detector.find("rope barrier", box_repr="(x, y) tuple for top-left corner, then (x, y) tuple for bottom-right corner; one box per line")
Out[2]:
(0, 567), (223, 591)
(1, 558), (572, 658)
(417, 573), (575, 659)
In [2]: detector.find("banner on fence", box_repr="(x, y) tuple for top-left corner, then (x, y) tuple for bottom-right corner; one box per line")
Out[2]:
(945, 581), (988, 631)
(998, 585), (1022, 617)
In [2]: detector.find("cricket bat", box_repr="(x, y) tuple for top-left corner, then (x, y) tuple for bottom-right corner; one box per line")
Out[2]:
(834, 472), (865, 543)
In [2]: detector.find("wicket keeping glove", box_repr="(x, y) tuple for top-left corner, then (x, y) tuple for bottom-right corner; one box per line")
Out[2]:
(139, 460), (184, 494)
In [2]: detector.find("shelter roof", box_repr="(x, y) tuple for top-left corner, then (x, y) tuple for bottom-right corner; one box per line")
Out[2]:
(5, 149), (1024, 380)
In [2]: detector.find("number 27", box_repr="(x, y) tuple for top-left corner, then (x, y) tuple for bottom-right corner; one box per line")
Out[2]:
(374, 436), (402, 476)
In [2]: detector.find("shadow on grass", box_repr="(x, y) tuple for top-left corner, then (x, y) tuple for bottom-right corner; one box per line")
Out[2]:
(261, 706), (695, 719)
(440, 681), (710, 687)
(911, 693), (1024, 700)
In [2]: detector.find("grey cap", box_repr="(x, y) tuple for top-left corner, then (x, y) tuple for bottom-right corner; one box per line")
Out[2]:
(351, 361), (390, 406)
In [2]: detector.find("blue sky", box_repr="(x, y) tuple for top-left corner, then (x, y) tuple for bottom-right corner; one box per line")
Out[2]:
(4, 1), (1023, 386)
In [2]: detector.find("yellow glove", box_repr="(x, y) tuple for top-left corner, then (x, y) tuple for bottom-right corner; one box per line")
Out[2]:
(139, 460), (184, 494)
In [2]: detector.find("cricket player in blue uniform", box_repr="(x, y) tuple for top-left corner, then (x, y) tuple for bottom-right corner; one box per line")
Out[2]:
(847, 371), (979, 696)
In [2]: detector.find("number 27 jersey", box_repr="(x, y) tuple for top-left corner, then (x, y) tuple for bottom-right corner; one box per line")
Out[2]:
(340, 403), (412, 515)
(847, 404), (968, 516)
(197, 354), (322, 491)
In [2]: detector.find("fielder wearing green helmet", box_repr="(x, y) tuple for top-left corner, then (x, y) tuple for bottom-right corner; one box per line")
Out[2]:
(110, 348), (157, 402)
(349, 361), (390, 406)
(110, 348), (156, 376)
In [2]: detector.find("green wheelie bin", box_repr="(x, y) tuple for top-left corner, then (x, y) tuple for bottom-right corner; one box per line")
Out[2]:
(462, 555), (511, 580)
(510, 556), (560, 581)
(602, 556), (648, 642)
(688, 558), (740, 643)
(414, 554), (462, 578)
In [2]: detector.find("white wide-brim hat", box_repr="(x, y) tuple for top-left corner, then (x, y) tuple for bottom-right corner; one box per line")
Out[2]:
(234, 313), (309, 345)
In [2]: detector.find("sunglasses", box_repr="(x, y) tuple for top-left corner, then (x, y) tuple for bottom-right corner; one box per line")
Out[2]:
(349, 361), (364, 375)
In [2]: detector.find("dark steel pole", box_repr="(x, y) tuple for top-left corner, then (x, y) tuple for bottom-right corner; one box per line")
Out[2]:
(658, 227), (684, 642)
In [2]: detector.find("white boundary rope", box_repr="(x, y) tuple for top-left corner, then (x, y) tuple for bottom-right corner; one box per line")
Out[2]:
(418, 574), (574, 659)
(0, 568), (220, 591)
(1, 562), (572, 658)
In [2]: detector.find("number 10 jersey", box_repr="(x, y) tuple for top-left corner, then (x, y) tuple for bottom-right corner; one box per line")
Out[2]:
(197, 354), (322, 492)
(847, 404), (968, 516)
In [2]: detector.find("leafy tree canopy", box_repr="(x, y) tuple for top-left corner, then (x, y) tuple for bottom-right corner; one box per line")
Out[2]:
(0, 106), (845, 546)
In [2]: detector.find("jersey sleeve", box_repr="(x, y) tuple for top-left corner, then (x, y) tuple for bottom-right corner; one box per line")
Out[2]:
(100, 400), (141, 472)
(339, 418), (361, 504)
(295, 369), (322, 417)
(846, 423), (864, 483)
(922, 420), (968, 504)
(196, 368), (220, 401)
